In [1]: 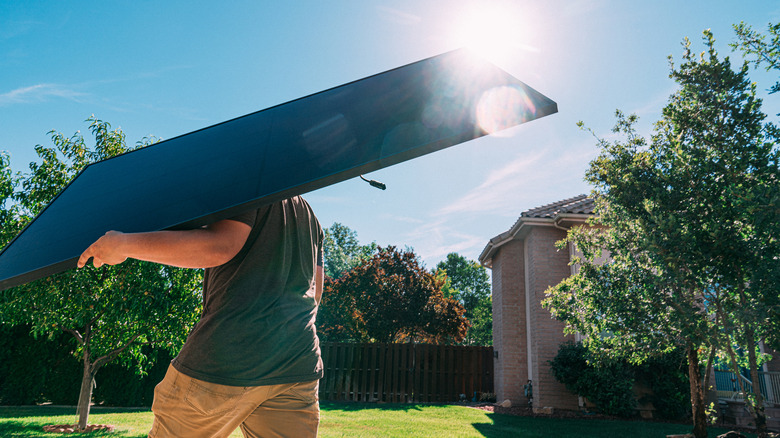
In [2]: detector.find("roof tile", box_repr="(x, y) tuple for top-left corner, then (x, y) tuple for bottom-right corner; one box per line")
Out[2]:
(521, 194), (594, 218)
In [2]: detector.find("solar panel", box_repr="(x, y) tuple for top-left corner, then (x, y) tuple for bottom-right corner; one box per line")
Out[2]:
(0, 49), (557, 291)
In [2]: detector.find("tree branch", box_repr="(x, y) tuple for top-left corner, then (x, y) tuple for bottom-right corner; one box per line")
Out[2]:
(59, 326), (84, 345)
(91, 333), (143, 373)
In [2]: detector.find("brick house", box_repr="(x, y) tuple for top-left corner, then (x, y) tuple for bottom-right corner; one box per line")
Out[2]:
(479, 194), (780, 420)
(478, 194), (594, 412)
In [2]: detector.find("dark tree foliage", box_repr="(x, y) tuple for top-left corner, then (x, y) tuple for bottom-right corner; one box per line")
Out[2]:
(550, 341), (636, 418)
(435, 253), (492, 345)
(550, 342), (689, 420)
(318, 246), (469, 344)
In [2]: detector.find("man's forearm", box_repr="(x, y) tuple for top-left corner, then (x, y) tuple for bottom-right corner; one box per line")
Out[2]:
(78, 220), (251, 269)
(113, 229), (242, 268)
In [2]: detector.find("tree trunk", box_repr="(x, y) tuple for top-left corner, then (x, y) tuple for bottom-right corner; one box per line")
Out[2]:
(687, 346), (708, 438)
(745, 328), (767, 437)
(76, 350), (96, 431)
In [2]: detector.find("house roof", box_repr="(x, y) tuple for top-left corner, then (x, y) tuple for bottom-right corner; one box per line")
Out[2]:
(521, 194), (595, 218)
(478, 194), (595, 268)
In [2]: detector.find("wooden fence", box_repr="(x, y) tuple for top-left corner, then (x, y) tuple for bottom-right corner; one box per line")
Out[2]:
(319, 342), (494, 403)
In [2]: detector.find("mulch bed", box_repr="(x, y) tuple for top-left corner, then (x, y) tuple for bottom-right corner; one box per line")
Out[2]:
(42, 424), (116, 434)
(466, 402), (613, 420)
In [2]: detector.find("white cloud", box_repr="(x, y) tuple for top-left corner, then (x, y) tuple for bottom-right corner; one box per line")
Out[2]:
(0, 84), (85, 106)
(401, 218), (488, 267)
(382, 214), (424, 224)
(376, 6), (422, 25)
(437, 150), (546, 216)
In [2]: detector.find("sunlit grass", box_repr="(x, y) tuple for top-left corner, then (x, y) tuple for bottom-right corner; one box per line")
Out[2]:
(0, 403), (755, 437)
(0, 406), (152, 437)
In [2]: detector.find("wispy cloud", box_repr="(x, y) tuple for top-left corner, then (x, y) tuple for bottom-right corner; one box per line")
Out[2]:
(402, 218), (487, 267)
(0, 84), (85, 106)
(437, 150), (546, 216)
(376, 6), (422, 26)
(381, 214), (424, 225)
(630, 85), (677, 119)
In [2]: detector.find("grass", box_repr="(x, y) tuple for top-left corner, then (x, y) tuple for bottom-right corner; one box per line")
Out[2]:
(0, 403), (756, 437)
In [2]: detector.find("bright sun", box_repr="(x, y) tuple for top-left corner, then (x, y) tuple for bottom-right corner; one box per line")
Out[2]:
(449, 3), (530, 65)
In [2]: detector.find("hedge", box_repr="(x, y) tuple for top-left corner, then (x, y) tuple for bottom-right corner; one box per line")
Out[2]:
(0, 324), (172, 407)
(549, 341), (690, 420)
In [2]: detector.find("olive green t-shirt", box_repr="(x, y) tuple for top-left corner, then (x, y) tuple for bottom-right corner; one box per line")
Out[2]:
(172, 196), (324, 386)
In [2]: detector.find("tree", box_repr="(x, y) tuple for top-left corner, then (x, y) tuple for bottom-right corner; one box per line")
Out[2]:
(434, 253), (492, 345)
(322, 222), (377, 279)
(543, 31), (779, 438)
(318, 246), (469, 344)
(733, 21), (780, 97)
(0, 117), (203, 430)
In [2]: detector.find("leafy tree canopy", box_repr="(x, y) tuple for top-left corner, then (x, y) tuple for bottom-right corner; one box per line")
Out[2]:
(543, 30), (779, 438)
(322, 222), (377, 279)
(733, 21), (780, 96)
(318, 246), (468, 344)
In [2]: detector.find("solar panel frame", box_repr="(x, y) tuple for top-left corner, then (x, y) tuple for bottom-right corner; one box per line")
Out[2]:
(0, 49), (557, 291)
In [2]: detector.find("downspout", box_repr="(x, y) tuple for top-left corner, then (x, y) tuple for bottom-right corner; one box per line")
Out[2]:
(554, 216), (586, 411)
(552, 218), (570, 232)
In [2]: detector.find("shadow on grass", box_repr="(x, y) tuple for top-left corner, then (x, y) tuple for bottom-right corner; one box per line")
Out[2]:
(471, 412), (754, 438)
(0, 421), (43, 438)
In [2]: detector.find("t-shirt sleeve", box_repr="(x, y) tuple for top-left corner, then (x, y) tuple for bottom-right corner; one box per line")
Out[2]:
(225, 210), (257, 228)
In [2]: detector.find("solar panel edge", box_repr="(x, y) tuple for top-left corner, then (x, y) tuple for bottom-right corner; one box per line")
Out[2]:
(0, 49), (559, 291)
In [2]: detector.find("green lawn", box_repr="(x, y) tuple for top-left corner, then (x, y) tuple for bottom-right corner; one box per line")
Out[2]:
(0, 403), (755, 438)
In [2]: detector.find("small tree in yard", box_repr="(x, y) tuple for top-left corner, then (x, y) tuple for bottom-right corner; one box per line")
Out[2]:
(435, 253), (492, 345)
(0, 118), (202, 431)
(543, 31), (779, 438)
(318, 246), (469, 344)
(322, 222), (377, 280)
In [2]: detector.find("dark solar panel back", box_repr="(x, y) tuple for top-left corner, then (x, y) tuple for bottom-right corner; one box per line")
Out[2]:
(0, 49), (557, 290)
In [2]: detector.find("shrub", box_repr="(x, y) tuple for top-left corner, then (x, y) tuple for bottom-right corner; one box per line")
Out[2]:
(550, 341), (636, 417)
(549, 341), (690, 420)
(636, 350), (690, 420)
(0, 324), (173, 407)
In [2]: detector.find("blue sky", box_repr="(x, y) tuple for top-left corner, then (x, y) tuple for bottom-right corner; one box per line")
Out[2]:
(2, 1), (779, 269)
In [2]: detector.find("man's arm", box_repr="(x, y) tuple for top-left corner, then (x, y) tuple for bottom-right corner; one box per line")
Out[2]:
(77, 219), (252, 269)
(315, 265), (324, 305)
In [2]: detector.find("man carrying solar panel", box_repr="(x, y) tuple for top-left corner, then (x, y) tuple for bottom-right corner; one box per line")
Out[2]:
(78, 196), (324, 438)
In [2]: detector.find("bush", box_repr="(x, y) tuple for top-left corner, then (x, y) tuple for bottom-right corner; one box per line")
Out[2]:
(550, 341), (636, 417)
(0, 325), (81, 405)
(549, 341), (690, 420)
(636, 351), (690, 420)
(0, 324), (172, 407)
(0, 325), (48, 404)
(93, 349), (172, 407)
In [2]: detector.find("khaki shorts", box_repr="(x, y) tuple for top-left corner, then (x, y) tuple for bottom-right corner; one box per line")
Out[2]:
(149, 364), (319, 438)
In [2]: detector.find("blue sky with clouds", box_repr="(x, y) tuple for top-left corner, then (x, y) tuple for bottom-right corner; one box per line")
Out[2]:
(2, 1), (779, 268)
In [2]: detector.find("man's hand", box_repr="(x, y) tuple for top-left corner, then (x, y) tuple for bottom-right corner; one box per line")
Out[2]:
(78, 231), (128, 268)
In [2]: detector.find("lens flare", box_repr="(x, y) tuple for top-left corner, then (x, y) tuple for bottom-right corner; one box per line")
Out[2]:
(448, 3), (531, 66)
(476, 85), (536, 136)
